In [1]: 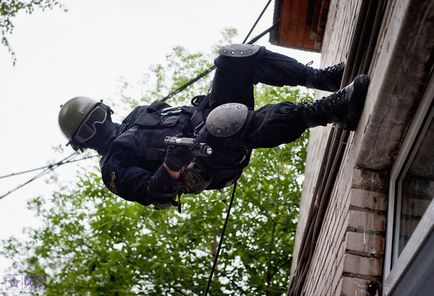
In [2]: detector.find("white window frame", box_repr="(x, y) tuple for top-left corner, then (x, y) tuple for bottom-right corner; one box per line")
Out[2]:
(384, 73), (434, 295)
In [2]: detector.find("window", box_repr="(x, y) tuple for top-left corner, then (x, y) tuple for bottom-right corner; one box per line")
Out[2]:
(395, 112), (434, 258)
(384, 74), (434, 295)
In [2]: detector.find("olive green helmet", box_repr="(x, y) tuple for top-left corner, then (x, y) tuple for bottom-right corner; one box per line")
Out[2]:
(58, 96), (109, 150)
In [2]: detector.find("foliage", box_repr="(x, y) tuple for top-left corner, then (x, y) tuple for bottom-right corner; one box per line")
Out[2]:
(1, 31), (312, 295)
(0, 0), (65, 65)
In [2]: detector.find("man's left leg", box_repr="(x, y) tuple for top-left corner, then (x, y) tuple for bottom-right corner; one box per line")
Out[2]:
(250, 49), (345, 92)
(209, 45), (345, 109)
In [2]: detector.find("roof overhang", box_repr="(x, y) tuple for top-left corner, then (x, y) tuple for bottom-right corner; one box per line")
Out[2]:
(270, 0), (330, 52)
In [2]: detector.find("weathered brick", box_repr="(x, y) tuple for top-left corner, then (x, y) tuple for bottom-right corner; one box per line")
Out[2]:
(340, 277), (380, 296)
(352, 168), (387, 192)
(347, 210), (386, 232)
(345, 231), (384, 255)
(342, 254), (382, 276)
(349, 188), (386, 212)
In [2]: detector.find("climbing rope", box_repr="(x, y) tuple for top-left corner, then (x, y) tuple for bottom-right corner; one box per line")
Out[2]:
(3, 2), (274, 292)
(1, 2), (276, 201)
(2, 1), (274, 292)
(0, 153), (100, 200)
(204, 181), (238, 295)
(202, 1), (273, 293)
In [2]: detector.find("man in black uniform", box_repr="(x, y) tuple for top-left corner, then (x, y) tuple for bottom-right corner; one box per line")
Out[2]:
(58, 44), (369, 210)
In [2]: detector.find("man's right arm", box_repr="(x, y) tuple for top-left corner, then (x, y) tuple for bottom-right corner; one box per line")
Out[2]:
(101, 149), (182, 206)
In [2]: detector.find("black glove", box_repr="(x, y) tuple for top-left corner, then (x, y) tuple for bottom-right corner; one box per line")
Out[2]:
(164, 144), (194, 171)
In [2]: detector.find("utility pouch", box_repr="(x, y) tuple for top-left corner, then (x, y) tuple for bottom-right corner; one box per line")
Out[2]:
(134, 109), (181, 128)
(134, 112), (161, 127)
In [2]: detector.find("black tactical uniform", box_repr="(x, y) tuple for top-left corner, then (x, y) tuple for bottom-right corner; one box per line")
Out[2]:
(59, 44), (369, 209)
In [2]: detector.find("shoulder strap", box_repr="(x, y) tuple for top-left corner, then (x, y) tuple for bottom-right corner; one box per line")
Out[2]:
(148, 100), (171, 112)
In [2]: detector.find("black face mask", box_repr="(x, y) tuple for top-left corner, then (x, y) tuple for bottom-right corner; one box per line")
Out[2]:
(83, 116), (118, 154)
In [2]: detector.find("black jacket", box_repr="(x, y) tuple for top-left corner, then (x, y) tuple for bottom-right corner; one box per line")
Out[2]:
(99, 101), (251, 206)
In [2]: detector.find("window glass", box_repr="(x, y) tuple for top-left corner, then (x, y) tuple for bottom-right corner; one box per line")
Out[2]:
(396, 103), (434, 256)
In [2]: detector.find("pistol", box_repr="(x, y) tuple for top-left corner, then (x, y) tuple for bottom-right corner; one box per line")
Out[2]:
(164, 136), (213, 157)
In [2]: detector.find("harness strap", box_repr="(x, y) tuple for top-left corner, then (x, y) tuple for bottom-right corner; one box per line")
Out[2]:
(190, 95), (210, 135)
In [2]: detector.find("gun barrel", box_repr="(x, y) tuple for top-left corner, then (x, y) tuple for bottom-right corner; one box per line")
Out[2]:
(164, 136), (212, 157)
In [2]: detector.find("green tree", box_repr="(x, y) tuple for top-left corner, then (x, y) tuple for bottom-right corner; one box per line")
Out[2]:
(1, 35), (311, 295)
(0, 0), (65, 64)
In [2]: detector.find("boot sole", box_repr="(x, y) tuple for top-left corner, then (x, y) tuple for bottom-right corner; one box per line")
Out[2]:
(345, 74), (370, 131)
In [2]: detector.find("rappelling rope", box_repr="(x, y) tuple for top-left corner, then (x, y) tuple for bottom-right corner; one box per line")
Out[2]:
(1, 1), (274, 292)
(202, 1), (273, 293)
(0, 152), (85, 200)
(1, 0), (275, 202)
(204, 180), (238, 295)
(0, 0), (275, 293)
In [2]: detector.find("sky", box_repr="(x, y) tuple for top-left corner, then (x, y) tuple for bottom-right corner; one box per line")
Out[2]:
(0, 0), (320, 276)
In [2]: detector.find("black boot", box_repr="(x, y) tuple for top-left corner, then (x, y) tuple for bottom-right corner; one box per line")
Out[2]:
(299, 74), (370, 131)
(306, 61), (346, 92)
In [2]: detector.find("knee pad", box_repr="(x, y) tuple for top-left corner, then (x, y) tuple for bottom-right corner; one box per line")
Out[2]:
(214, 44), (264, 72)
(218, 44), (262, 58)
(205, 103), (249, 137)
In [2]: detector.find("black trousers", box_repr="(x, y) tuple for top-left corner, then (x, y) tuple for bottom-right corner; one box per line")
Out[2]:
(209, 48), (311, 148)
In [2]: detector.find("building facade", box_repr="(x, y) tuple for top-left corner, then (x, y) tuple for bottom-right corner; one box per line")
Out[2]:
(271, 0), (434, 295)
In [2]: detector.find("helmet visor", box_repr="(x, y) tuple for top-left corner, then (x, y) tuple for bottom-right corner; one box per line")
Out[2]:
(74, 105), (108, 144)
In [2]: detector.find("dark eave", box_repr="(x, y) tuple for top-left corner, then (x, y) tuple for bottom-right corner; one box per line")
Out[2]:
(270, 0), (330, 52)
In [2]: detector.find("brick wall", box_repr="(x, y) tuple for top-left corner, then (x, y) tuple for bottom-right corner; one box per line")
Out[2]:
(289, 0), (434, 294)
(340, 169), (387, 296)
(293, 143), (388, 295)
(289, 0), (388, 295)
(291, 0), (363, 278)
